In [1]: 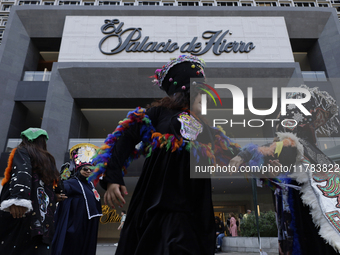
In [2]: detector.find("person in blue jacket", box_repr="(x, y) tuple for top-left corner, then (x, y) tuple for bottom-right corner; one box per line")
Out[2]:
(52, 160), (102, 255)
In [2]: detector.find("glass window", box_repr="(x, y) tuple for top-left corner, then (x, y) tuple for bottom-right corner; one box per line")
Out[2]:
(1, 5), (12, 11)
(295, 2), (315, 7)
(23, 71), (51, 81)
(280, 3), (290, 6)
(217, 1), (238, 6)
(18, 1), (40, 5)
(318, 3), (328, 7)
(123, 2), (134, 5)
(256, 1), (277, 6)
(59, 1), (80, 5)
(317, 138), (336, 151)
(6, 139), (22, 152)
(178, 1), (199, 6)
(241, 2), (252, 6)
(84, 2), (94, 4)
(138, 1), (160, 5)
(43, 1), (54, 4)
(202, 2), (213, 5)
(98, 1), (120, 5)
(162, 2), (173, 5)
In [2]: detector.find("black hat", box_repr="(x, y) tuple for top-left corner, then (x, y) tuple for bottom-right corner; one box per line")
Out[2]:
(152, 55), (206, 96)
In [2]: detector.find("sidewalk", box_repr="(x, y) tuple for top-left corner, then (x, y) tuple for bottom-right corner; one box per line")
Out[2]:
(96, 244), (278, 255)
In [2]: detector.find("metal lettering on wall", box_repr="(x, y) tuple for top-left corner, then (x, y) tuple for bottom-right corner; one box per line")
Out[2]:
(99, 19), (255, 56)
(100, 205), (121, 224)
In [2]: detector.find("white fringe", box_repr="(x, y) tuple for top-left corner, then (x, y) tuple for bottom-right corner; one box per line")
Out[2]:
(276, 132), (304, 162)
(0, 198), (33, 213)
(291, 167), (340, 252)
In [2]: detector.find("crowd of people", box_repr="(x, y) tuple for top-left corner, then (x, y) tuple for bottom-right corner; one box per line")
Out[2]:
(0, 54), (340, 255)
(0, 128), (105, 255)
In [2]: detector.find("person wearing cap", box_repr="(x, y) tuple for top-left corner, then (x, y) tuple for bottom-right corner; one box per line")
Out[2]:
(89, 55), (241, 255)
(0, 128), (60, 255)
(230, 85), (340, 254)
(51, 146), (102, 255)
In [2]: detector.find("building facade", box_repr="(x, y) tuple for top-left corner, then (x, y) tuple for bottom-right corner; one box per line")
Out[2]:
(1, 0), (340, 46)
(0, 6), (340, 239)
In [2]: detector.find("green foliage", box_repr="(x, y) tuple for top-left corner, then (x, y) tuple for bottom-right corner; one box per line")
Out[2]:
(240, 211), (278, 237)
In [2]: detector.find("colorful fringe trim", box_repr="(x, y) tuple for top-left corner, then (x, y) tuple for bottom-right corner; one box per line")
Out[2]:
(1, 148), (17, 186)
(241, 143), (265, 168)
(88, 107), (242, 186)
(213, 127), (241, 165)
(89, 107), (154, 186)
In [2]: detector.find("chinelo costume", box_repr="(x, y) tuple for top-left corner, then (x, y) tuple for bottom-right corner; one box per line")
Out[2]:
(51, 143), (102, 255)
(0, 128), (57, 255)
(237, 85), (340, 254)
(89, 55), (241, 255)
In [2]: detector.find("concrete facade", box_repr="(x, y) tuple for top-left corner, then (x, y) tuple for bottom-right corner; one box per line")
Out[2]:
(1, 5), (340, 241)
(1, 7), (340, 168)
(222, 237), (278, 253)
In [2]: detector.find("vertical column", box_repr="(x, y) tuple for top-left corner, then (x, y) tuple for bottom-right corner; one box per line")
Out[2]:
(41, 63), (75, 168)
(0, 9), (31, 157)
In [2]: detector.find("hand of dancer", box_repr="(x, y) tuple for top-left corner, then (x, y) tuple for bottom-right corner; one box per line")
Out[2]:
(56, 193), (68, 202)
(229, 155), (244, 170)
(9, 204), (27, 218)
(268, 159), (282, 178)
(104, 183), (128, 209)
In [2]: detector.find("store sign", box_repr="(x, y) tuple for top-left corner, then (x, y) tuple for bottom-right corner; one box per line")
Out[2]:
(100, 205), (121, 224)
(98, 19), (255, 55)
(59, 16), (294, 62)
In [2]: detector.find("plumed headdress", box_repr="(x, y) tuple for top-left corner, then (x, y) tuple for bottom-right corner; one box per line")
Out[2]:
(279, 85), (339, 137)
(60, 143), (98, 180)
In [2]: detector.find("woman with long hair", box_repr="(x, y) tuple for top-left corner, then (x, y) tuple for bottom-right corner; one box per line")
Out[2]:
(89, 55), (241, 255)
(229, 213), (238, 237)
(0, 128), (60, 255)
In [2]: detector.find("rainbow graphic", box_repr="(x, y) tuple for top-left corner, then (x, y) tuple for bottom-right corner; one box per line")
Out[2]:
(198, 83), (223, 106)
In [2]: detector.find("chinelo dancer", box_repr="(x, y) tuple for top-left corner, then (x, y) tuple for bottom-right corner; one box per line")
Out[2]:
(230, 85), (340, 254)
(51, 144), (102, 255)
(0, 128), (60, 255)
(89, 55), (241, 255)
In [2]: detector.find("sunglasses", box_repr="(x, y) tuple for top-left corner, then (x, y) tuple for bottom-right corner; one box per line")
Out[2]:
(82, 167), (93, 172)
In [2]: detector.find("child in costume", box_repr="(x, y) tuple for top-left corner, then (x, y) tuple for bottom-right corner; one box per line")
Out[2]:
(89, 55), (241, 255)
(0, 128), (60, 255)
(52, 144), (102, 255)
(230, 85), (340, 254)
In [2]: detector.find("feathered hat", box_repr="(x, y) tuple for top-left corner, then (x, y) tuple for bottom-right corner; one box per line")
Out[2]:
(60, 143), (98, 180)
(279, 85), (339, 136)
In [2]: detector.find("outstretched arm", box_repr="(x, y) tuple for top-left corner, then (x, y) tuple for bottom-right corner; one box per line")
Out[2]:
(91, 107), (157, 209)
(102, 123), (142, 209)
(230, 133), (302, 177)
